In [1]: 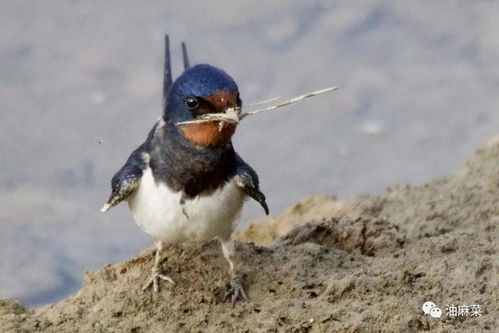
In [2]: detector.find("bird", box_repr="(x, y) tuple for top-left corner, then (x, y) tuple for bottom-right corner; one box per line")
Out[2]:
(101, 35), (269, 305)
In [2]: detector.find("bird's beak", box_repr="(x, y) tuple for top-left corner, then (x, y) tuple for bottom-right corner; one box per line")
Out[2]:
(175, 107), (241, 127)
(219, 107), (241, 125)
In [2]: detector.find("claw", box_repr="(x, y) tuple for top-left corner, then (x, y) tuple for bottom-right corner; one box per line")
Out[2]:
(223, 277), (249, 306)
(142, 269), (175, 293)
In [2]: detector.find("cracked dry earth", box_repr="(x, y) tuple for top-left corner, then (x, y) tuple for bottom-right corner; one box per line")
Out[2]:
(1, 138), (499, 332)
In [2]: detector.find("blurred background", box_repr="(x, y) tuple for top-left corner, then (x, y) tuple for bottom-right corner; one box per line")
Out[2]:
(1, 0), (499, 306)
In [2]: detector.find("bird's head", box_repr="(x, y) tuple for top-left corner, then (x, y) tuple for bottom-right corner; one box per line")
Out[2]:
(165, 64), (241, 147)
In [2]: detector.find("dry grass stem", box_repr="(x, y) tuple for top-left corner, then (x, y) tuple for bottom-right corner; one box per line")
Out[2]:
(249, 96), (282, 106)
(176, 86), (338, 128)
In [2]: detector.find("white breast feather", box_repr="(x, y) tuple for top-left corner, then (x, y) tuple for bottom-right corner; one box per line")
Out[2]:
(127, 168), (246, 244)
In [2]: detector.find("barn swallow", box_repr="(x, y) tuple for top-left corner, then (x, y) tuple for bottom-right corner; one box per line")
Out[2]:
(101, 35), (268, 304)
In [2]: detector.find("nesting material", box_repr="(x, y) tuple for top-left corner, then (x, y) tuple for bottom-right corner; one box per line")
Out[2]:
(176, 86), (339, 130)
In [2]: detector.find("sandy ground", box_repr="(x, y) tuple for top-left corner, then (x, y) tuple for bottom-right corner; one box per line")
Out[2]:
(1, 138), (498, 332)
(3, 1), (499, 307)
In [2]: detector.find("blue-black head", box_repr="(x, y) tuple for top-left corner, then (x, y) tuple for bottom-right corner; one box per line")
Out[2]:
(166, 64), (241, 146)
(166, 64), (240, 121)
(159, 36), (242, 146)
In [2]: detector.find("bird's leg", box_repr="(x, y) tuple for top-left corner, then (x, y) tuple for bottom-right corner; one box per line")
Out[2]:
(142, 240), (175, 293)
(220, 239), (249, 306)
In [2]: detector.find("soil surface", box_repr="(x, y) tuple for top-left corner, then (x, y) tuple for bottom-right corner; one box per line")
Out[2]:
(1, 138), (498, 332)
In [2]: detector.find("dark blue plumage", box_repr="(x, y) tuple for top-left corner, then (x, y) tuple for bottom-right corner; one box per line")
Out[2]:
(101, 35), (267, 303)
(164, 64), (239, 124)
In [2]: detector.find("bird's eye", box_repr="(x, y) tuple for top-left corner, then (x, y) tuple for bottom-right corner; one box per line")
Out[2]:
(184, 96), (199, 110)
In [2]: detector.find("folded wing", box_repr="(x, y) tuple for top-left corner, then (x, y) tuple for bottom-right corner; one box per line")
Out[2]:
(101, 145), (148, 212)
(233, 154), (269, 215)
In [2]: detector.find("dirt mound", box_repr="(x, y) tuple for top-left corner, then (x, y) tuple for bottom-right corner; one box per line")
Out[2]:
(2, 138), (499, 332)
(281, 217), (403, 256)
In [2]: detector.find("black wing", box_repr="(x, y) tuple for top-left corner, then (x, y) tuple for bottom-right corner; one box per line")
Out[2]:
(101, 144), (149, 212)
(234, 154), (269, 215)
(181, 41), (190, 69)
(163, 34), (173, 111)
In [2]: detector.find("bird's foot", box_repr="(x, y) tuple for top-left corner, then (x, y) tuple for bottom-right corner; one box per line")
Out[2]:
(223, 277), (249, 306)
(142, 269), (175, 294)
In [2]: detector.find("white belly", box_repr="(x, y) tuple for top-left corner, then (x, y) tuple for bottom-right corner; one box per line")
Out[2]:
(127, 168), (246, 244)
